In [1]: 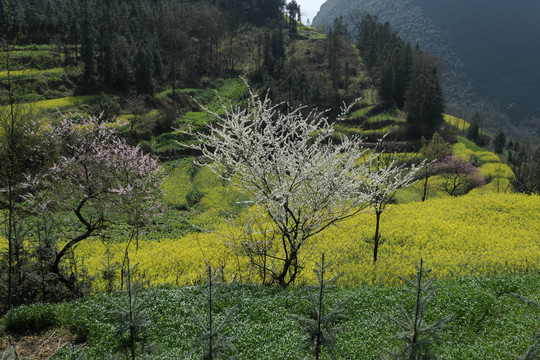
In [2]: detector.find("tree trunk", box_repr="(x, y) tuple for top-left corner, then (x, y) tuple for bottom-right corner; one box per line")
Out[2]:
(421, 168), (429, 202)
(275, 248), (299, 286)
(373, 210), (382, 263)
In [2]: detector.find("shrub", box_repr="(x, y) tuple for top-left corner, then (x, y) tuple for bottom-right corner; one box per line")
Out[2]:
(3, 303), (59, 334)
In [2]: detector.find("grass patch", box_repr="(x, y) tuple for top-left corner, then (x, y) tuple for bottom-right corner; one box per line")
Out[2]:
(366, 107), (403, 123)
(445, 114), (470, 130)
(0, 67), (80, 80)
(350, 105), (374, 118)
(457, 136), (484, 152)
(0, 95), (101, 115)
(162, 160), (196, 210)
(2, 303), (60, 334)
(28, 95), (100, 113)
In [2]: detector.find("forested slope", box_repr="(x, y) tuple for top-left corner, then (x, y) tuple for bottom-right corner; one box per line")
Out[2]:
(313, 0), (540, 140)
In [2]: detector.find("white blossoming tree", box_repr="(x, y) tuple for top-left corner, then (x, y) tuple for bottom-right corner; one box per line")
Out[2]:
(361, 153), (422, 262)
(192, 85), (377, 286)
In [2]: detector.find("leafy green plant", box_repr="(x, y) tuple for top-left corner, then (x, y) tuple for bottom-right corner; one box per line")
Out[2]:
(290, 253), (351, 360)
(512, 293), (540, 359)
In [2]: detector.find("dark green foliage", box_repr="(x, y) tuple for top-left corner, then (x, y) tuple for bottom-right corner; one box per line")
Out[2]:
(3, 303), (59, 334)
(326, 17), (349, 92)
(493, 129), (506, 154)
(404, 56), (444, 139)
(350, 12), (413, 109)
(2, 0), (285, 93)
(286, 0), (300, 34)
(466, 112), (482, 144)
(384, 259), (450, 360)
(507, 142), (540, 194)
(314, 0), (540, 140)
(349, 11), (444, 139)
(289, 253), (351, 360)
(80, 0), (95, 83)
(134, 48), (154, 95)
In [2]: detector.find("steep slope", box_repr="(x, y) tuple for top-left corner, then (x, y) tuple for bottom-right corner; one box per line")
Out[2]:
(313, 0), (540, 135)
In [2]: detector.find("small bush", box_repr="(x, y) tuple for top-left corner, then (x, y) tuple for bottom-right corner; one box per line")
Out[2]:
(3, 303), (59, 334)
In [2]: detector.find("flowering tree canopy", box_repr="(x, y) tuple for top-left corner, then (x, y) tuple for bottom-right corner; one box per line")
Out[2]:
(429, 156), (485, 197)
(29, 114), (164, 293)
(191, 85), (377, 286)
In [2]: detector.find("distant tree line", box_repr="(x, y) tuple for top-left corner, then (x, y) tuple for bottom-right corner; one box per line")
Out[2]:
(350, 11), (444, 139)
(1, 0), (287, 93)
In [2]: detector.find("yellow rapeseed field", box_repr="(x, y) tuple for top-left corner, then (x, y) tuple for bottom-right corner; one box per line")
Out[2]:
(444, 114), (470, 130)
(71, 192), (539, 290)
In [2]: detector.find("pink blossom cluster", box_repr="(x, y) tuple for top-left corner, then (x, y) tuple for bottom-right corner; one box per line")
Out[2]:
(429, 156), (485, 196)
(37, 113), (164, 227)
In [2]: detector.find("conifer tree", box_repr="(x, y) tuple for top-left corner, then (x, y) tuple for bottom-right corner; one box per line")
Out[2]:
(289, 253), (351, 360)
(190, 266), (239, 360)
(384, 259), (450, 360)
(493, 129), (506, 154)
(108, 255), (157, 359)
(405, 58), (444, 139)
(466, 112), (481, 144)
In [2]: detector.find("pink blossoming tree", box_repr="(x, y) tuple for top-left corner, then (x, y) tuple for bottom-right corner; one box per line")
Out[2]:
(28, 114), (164, 295)
(429, 156), (485, 197)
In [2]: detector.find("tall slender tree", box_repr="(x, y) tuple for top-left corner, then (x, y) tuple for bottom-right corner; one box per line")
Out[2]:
(405, 56), (444, 139)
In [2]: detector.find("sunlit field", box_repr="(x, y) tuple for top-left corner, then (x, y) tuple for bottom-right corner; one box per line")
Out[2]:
(71, 191), (540, 291)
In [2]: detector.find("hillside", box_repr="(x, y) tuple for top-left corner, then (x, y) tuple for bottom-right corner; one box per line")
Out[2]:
(313, 0), (540, 140)
(2, 2), (540, 358)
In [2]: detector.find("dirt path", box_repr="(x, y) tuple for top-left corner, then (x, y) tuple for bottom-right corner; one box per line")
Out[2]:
(0, 328), (76, 359)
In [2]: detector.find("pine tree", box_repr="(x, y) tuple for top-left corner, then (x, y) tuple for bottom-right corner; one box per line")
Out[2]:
(466, 112), (481, 143)
(493, 129), (506, 154)
(384, 259), (450, 360)
(134, 47), (154, 95)
(190, 266), (239, 360)
(289, 253), (351, 360)
(405, 59), (444, 139)
(108, 255), (157, 359)
(80, 0), (95, 83)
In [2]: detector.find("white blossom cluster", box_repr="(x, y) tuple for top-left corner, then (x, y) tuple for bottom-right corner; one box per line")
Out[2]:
(190, 84), (420, 284)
